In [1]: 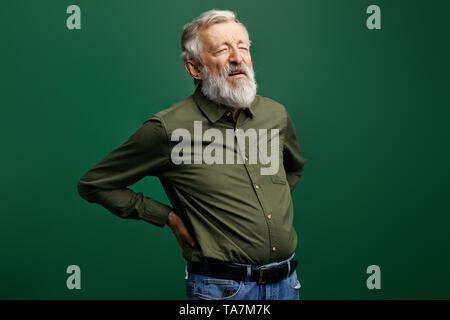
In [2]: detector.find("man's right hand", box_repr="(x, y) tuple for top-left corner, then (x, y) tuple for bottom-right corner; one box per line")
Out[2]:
(167, 211), (196, 248)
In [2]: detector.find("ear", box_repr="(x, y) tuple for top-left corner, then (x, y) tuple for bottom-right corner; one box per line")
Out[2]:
(184, 60), (203, 81)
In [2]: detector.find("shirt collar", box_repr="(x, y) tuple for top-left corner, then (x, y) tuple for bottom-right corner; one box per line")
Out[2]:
(193, 85), (256, 123)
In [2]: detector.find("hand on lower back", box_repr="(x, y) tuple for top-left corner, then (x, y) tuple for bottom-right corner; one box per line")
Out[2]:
(167, 211), (196, 248)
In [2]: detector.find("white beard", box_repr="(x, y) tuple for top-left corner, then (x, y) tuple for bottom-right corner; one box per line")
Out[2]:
(200, 62), (257, 109)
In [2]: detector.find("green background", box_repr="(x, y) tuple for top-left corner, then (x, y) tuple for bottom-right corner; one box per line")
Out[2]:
(1, 0), (449, 299)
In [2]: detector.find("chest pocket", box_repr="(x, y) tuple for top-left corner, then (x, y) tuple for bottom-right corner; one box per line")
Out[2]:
(270, 166), (287, 185)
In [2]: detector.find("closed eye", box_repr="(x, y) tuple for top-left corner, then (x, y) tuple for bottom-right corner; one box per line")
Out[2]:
(215, 48), (228, 54)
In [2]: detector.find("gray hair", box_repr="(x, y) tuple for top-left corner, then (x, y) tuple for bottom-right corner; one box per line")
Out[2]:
(181, 9), (248, 63)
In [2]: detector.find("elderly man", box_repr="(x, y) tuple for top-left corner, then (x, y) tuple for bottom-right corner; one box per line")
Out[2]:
(78, 9), (307, 300)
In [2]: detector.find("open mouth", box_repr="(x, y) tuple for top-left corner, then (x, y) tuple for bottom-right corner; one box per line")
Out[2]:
(228, 70), (246, 78)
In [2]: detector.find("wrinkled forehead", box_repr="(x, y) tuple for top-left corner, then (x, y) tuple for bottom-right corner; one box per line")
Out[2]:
(198, 21), (250, 50)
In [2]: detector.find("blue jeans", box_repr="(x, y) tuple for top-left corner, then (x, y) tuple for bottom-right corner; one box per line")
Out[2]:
(185, 255), (301, 300)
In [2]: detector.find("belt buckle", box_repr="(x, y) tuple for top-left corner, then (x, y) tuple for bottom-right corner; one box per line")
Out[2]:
(258, 266), (270, 285)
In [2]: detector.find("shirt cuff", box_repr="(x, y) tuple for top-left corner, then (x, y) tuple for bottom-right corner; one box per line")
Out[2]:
(140, 199), (173, 227)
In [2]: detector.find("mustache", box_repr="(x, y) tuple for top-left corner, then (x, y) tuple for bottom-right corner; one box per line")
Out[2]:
(222, 63), (251, 77)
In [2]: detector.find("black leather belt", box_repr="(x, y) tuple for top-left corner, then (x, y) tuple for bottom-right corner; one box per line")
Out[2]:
(188, 259), (298, 285)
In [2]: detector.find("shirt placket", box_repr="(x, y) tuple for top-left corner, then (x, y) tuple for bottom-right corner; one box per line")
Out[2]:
(232, 113), (279, 262)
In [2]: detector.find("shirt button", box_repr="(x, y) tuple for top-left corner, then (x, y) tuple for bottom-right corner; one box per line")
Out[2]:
(226, 111), (232, 117)
(267, 214), (272, 220)
(244, 156), (248, 161)
(255, 185), (260, 190)
(272, 247), (277, 252)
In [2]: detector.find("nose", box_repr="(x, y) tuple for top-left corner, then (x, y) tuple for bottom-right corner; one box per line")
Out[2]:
(229, 46), (243, 64)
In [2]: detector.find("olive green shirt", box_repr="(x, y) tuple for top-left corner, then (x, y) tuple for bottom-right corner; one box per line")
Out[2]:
(78, 87), (307, 265)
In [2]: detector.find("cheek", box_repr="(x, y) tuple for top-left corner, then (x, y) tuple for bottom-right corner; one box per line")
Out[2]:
(245, 53), (253, 64)
(217, 60), (229, 73)
(204, 58), (227, 75)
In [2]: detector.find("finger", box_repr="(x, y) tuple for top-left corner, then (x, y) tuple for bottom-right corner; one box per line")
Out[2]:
(175, 231), (185, 248)
(182, 230), (196, 247)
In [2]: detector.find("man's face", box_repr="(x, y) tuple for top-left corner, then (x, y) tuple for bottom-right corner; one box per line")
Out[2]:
(198, 21), (253, 86)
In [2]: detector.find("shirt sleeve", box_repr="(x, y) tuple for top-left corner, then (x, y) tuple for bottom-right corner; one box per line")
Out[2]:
(77, 116), (173, 227)
(283, 113), (308, 192)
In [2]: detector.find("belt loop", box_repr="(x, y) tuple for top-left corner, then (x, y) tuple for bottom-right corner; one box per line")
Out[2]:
(245, 266), (251, 283)
(286, 260), (291, 278)
(185, 264), (189, 280)
(286, 252), (295, 278)
(288, 252), (295, 262)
